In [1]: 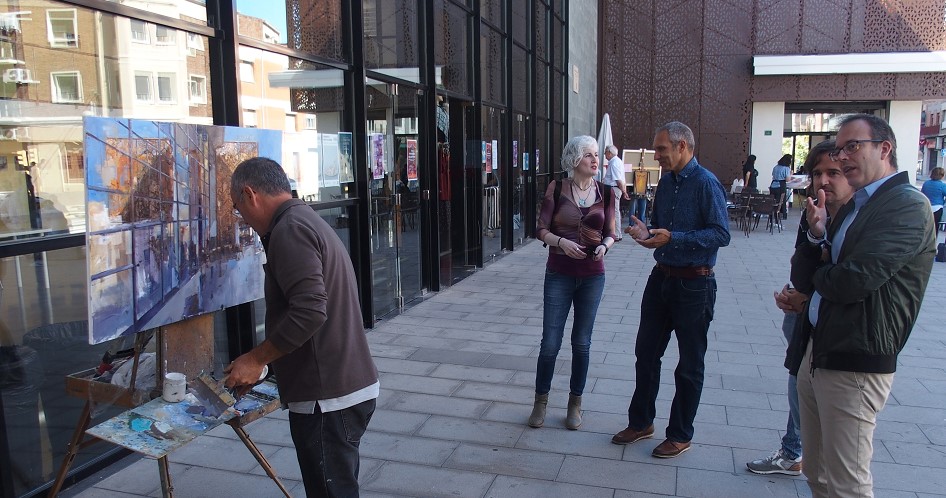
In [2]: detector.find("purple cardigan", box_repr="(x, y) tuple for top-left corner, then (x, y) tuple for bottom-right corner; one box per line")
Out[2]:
(536, 179), (616, 277)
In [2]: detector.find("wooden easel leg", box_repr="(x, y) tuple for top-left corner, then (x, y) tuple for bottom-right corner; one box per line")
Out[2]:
(158, 456), (173, 498)
(47, 401), (93, 497)
(230, 424), (292, 498)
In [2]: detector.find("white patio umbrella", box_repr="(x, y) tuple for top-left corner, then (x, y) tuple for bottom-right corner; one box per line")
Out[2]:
(597, 113), (614, 180)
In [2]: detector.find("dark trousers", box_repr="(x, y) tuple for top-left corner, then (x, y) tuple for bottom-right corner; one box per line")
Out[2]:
(627, 269), (716, 442)
(772, 185), (787, 217)
(289, 398), (376, 498)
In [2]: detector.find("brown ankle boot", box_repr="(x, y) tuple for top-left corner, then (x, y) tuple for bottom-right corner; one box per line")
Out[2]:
(528, 393), (549, 428)
(565, 394), (582, 430)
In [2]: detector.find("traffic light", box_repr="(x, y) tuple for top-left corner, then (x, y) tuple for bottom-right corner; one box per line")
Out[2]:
(15, 149), (27, 168)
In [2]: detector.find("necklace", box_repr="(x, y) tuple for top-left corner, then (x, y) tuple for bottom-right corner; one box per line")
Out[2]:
(574, 183), (594, 207)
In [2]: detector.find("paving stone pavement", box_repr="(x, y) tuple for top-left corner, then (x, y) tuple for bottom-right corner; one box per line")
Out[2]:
(62, 214), (946, 498)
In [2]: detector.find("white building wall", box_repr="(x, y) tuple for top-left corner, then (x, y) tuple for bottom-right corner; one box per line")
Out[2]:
(567, 2), (597, 138)
(749, 101), (785, 192)
(889, 100), (922, 185)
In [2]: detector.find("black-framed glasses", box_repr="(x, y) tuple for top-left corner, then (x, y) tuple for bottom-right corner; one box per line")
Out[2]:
(828, 139), (885, 160)
(232, 190), (244, 217)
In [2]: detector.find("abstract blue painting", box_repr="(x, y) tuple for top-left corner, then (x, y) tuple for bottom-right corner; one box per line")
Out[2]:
(85, 117), (280, 344)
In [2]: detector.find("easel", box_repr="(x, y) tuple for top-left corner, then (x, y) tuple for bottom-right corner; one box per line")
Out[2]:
(47, 315), (291, 498)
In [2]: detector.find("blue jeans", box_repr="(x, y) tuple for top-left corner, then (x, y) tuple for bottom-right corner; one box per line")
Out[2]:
(781, 313), (802, 460)
(535, 270), (605, 396)
(289, 398), (376, 498)
(627, 269), (716, 442)
(632, 197), (648, 225)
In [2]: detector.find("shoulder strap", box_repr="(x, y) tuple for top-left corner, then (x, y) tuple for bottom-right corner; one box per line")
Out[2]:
(553, 179), (562, 213)
(541, 180), (564, 248)
(598, 181), (611, 211)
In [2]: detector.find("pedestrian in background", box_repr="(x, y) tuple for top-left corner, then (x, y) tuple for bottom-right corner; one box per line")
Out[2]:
(603, 145), (630, 240)
(747, 139), (853, 477)
(742, 154), (759, 192)
(530, 135), (616, 430)
(771, 154), (792, 217)
(612, 122), (730, 458)
(921, 166), (946, 236)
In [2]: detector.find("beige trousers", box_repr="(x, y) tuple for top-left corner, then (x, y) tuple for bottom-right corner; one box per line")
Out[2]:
(611, 186), (623, 235)
(796, 342), (894, 498)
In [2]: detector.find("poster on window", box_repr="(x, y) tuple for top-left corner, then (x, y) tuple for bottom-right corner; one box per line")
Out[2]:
(491, 140), (498, 171)
(522, 152), (530, 171)
(535, 149), (540, 172)
(482, 141), (487, 166)
(406, 139), (418, 181)
(485, 142), (493, 173)
(338, 132), (354, 183)
(321, 133), (340, 188)
(370, 134), (386, 180)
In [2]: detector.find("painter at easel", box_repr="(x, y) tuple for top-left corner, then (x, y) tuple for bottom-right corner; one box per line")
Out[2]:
(225, 157), (379, 498)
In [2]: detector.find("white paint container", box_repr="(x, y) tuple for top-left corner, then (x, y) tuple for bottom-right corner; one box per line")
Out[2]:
(163, 372), (187, 403)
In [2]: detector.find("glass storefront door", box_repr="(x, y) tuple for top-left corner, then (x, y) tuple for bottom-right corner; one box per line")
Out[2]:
(437, 96), (479, 286)
(366, 79), (423, 318)
(481, 106), (503, 261)
(512, 113), (529, 246)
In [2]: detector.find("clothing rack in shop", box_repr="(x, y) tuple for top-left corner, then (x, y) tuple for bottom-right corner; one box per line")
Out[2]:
(484, 186), (500, 231)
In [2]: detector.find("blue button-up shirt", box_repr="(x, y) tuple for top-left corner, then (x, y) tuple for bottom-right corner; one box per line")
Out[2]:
(650, 157), (731, 267)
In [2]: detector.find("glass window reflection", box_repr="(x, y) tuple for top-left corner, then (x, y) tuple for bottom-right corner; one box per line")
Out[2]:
(363, 0), (420, 77)
(236, 0), (346, 63)
(237, 46), (350, 203)
(0, 5), (212, 241)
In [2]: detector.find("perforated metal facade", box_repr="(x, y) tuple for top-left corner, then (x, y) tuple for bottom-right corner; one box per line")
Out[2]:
(599, 0), (946, 181)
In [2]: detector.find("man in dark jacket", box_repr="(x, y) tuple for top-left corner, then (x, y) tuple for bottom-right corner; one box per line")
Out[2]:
(791, 114), (934, 498)
(747, 139), (853, 477)
(225, 157), (379, 498)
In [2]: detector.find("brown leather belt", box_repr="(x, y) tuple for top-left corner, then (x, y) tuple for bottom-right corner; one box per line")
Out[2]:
(655, 264), (714, 279)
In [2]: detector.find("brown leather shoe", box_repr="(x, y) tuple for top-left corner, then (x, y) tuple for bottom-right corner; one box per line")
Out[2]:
(651, 439), (691, 458)
(611, 425), (655, 445)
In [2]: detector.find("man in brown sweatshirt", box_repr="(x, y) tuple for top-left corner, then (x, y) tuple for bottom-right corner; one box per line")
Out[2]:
(225, 157), (379, 498)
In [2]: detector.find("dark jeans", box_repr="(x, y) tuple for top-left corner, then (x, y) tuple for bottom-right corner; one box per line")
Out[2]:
(535, 270), (605, 396)
(632, 197), (648, 225)
(627, 269), (716, 442)
(289, 398), (376, 498)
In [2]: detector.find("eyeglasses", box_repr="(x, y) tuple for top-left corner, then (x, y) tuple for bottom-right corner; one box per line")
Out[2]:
(232, 190), (244, 217)
(828, 139), (885, 160)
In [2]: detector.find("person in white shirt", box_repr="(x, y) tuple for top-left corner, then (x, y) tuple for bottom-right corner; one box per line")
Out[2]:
(603, 145), (629, 240)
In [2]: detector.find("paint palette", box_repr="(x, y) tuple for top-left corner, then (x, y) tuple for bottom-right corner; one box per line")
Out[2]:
(87, 392), (237, 459)
(231, 379), (281, 423)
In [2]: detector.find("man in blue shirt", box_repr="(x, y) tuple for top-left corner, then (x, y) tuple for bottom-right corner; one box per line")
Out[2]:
(611, 121), (731, 458)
